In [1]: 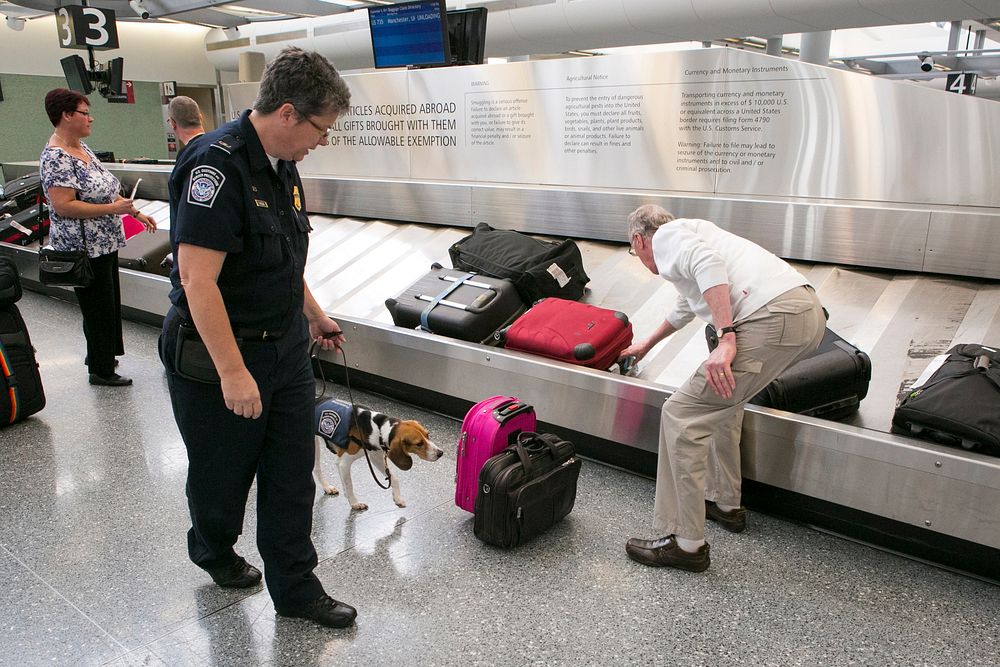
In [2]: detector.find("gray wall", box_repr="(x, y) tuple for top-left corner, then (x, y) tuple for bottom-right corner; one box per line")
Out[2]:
(0, 74), (169, 166)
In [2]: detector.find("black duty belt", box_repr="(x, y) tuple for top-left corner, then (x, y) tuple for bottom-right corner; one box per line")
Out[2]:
(175, 307), (285, 342)
(234, 327), (284, 341)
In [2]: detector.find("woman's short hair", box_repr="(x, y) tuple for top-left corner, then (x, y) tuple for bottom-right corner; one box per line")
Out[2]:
(627, 204), (676, 240)
(45, 88), (89, 127)
(253, 46), (351, 118)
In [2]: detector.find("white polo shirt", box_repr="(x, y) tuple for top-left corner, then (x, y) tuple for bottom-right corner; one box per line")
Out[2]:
(651, 218), (810, 330)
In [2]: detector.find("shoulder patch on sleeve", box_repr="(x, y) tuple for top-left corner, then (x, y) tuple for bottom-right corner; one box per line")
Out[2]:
(210, 133), (244, 155)
(187, 165), (226, 208)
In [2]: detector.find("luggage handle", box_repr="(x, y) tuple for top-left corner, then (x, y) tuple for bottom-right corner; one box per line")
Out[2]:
(513, 431), (560, 474)
(492, 399), (533, 424)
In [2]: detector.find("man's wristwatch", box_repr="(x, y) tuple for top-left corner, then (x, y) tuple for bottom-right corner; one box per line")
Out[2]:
(717, 326), (737, 337)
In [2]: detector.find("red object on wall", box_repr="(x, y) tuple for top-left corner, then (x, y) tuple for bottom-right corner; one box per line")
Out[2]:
(125, 80), (135, 104)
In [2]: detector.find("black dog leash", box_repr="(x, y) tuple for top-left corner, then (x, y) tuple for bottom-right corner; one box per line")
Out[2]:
(311, 338), (391, 490)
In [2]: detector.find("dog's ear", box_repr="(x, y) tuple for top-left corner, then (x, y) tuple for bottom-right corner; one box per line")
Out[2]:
(388, 440), (413, 471)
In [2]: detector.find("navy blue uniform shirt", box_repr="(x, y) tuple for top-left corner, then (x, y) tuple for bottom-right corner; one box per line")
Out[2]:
(167, 110), (312, 332)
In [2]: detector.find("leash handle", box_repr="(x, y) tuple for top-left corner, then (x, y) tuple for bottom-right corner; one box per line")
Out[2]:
(311, 340), (392, 490)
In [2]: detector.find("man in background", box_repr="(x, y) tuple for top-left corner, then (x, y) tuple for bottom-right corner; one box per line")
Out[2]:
(167, 96), (206, 158)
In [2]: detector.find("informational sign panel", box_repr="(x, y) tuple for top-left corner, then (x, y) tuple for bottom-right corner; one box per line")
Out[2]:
(54, 5), (119, 50)
(227, 48), (1000, 208)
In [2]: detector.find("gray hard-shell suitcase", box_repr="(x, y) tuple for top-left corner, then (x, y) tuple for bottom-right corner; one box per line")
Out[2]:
(385, 264), (525, 344)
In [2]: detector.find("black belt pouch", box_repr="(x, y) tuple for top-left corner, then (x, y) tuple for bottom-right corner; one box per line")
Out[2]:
(174, 322), (242, 384)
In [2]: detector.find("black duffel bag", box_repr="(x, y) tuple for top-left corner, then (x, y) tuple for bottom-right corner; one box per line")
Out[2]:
(449, 222), (589, 304)
(473, 431), (582, 548)
(892, 343), (1000, 457)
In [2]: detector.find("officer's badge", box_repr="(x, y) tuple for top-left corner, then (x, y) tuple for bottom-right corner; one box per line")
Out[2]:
(293, 185), (302, 212)
(187, 165), (225, 209)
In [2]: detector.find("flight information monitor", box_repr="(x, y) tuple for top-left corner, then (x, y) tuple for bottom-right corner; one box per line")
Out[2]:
(368, 0), (450, 69)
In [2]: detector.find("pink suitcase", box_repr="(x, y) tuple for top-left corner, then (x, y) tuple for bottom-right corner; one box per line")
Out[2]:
(455, 395), (536, 512)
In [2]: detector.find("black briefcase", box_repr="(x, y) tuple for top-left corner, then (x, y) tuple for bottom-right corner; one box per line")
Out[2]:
(473, 431), (582, 548)
(892, 343), (1000, 457)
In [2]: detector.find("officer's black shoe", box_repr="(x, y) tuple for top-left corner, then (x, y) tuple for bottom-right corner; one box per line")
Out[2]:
(276, 595), (358, 628)
(205, 557), (262, 589)
(88, 373), (133, 387)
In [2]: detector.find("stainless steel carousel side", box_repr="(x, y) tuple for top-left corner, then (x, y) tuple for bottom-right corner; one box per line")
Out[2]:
(3, 164), (999, 580)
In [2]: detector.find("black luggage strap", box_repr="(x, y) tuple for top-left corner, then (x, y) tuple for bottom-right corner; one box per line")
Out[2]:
(418, 271), (476, 332)
(513, 431), (562, 475)
(310, 341), (391, 490)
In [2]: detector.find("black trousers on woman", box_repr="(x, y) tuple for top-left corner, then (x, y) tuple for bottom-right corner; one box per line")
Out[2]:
(75, 251), (124, 377)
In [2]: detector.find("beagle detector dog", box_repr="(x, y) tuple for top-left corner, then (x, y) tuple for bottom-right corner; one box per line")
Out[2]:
(313, 398), (443, 510)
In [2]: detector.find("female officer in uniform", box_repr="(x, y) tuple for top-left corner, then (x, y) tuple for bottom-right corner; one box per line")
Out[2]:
(160, 47), (355, 628)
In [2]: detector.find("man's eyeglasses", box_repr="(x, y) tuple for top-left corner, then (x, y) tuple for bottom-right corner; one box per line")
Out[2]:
(627, 234), (639, 256)
(294, 107), (330, 140)
(71, 109), (92, 117)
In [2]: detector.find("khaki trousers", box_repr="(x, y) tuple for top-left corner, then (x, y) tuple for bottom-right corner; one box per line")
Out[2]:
(652, 286), (826, 541)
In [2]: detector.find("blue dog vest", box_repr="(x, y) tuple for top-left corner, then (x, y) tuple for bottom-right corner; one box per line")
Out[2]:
(315, 398), (353, 449)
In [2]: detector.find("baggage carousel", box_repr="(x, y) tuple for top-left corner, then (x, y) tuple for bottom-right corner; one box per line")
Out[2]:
(2, 162), (999, 581)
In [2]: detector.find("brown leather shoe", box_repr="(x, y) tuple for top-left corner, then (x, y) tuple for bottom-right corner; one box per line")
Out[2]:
(705, 501), (747, 533)
(625, 536), (710, 572)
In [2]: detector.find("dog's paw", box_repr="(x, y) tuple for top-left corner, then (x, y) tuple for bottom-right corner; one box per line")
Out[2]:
(394, 499), (407, 508)
(351, 502), (368, 511)
(322, 486), (339, 496)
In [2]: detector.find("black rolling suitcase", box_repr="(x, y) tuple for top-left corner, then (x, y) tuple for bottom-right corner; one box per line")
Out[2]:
(707, 326), (871, 420)
(473, 432), (582, 548)
(0, 260), (45, 425)
(118, 228), (171, 276)
(1, 173), (43, 213)
(385, 264), (525, 343)
(892, 344), (1000, 457)
(1, 203), (50, 246)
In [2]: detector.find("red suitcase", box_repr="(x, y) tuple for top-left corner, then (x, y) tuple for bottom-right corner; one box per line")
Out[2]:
(455, 396), (536, 513)
(504, 298), (633, 370)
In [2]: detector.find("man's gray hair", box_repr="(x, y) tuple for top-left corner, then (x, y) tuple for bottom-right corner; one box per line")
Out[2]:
(254, 46), (351, 117)
(627, 204), (676, 240)
(167, 96), (203, 129)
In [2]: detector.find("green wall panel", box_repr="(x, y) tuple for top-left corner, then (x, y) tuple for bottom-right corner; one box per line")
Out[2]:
(0, 74), (169, 166)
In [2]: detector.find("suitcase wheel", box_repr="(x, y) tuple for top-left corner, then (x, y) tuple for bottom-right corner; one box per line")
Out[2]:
(573, 342), (596, 361)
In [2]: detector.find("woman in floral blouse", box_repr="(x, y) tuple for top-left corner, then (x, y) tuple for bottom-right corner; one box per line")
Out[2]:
(40, 88), (156, 386)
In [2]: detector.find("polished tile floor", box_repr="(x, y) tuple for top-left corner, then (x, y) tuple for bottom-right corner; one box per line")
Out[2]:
(2, 290), (999, 667)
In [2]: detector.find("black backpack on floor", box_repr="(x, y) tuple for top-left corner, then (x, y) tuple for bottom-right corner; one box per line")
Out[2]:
(449, 223), (590, 305)
(0, 303), (46, 426)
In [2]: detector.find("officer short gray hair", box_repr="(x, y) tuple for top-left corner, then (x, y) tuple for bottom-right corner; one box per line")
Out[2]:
(167, 96), (203, 129)
(254, 46), (351, 117)
(627, 204), (676, 240)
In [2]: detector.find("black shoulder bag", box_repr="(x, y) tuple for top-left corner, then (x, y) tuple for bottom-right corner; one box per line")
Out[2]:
(38, 218), (93, 288)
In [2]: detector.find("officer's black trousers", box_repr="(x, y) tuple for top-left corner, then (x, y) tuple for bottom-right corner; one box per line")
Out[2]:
(160, 311), (325, 610)
(75, 251), (124, 377)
